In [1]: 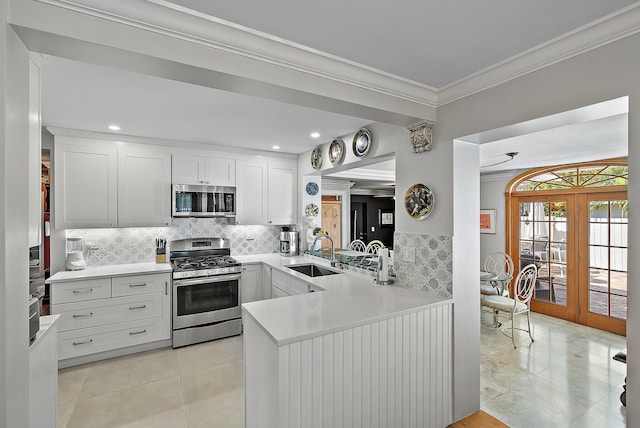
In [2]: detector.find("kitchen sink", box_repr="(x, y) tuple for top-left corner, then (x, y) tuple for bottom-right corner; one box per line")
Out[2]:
(287, 264), (340, 277)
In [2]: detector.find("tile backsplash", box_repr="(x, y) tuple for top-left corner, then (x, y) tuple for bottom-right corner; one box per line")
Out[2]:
(67, 218), (285, 267)
(394, 232), (452, 298)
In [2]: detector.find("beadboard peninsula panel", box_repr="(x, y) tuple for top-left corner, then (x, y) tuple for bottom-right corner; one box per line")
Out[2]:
(244, 302), (453, 428)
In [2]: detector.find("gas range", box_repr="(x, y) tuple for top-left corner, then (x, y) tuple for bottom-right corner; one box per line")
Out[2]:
(169, 238), (241, 279)
(169, 237), (243, 348)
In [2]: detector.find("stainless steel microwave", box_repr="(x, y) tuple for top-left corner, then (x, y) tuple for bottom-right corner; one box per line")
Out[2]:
(172, 184), (236, 218)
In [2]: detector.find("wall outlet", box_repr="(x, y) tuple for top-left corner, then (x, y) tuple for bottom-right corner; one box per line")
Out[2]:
(403, 247), (416, 263)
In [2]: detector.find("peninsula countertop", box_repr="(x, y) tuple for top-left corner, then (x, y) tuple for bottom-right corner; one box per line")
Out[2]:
(236, 254), (452, 345)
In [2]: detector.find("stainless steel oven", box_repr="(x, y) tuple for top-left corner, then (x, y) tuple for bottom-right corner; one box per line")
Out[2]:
(170, 238), (242, 348)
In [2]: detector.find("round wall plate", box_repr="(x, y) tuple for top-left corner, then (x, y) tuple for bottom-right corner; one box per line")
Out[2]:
(311, 147), (323, 170)
(352, 128), (371, 158)
(404, 183), (435, 220)
(305, 182), (319, 196)
(305, 203), (319, 217)
(329, 138), (346, 165)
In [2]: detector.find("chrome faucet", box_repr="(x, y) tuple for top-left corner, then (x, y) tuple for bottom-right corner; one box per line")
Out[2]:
(313, 234), (337, 267)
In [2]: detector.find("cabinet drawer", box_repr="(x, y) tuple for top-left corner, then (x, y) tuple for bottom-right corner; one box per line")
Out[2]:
(52, 294), (163, 332)
(51, 278), (111, 304)
(112, 273), (165, 297)
(272, 269), (288, 293)
(58, 318), (162, 360)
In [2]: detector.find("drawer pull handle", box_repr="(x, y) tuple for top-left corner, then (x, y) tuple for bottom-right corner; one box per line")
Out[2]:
(72, 289), (93, 294)
(129, 283), (147, 288)
(129, 329), (147, 336)
(73, 339), (93, 346)
(129, 305), (147, 311)
(72, 313), (93, 318)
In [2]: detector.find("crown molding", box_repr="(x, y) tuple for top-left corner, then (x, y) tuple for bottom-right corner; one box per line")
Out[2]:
(438, 2), (640, 106)
(28, 0), (438, 109)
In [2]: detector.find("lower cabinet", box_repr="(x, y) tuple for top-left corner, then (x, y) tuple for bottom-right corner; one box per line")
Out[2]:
(51, 272), (171, 362)
(241, 263), (263, 303)
(271, 268), (312, 296)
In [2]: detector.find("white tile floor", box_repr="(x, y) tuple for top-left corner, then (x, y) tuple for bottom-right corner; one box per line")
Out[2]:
(481, 310), (627, 427)
(57, 335), (244, 428)
(57, 313), (627, 428)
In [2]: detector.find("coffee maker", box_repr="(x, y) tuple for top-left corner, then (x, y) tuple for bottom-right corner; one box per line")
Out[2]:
(279, 228), (299, 257)
(66, 237), (87, 270)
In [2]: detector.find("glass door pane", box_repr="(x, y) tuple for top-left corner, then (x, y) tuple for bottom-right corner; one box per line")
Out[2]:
(519, 200), (567, 307)
(587, 199), (628, 320)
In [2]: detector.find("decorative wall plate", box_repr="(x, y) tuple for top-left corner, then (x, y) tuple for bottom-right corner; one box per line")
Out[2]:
(311, 147), (323, 170)
(329, 138), (346, 165)
(352, 128), (371, 158)
(305, 203), (319, 217)
(305, 182), (319, 196)
(404, 183), (435, 220)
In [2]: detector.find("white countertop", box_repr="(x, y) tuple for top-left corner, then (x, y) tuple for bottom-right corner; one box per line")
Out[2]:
(46, 262), (172, 283)
(237, 254), (452, 346)
(30, 314), (60, 350)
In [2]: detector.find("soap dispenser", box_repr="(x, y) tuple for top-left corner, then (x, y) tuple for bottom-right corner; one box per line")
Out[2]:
(377, 247), (390, 285)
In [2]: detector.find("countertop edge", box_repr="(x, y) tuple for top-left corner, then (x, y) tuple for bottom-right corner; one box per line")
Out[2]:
(29, 314), (60, 350)
(46, 263), (172, 283)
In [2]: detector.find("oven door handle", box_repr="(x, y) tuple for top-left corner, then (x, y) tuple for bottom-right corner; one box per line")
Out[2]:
(173, 274), (241, 287)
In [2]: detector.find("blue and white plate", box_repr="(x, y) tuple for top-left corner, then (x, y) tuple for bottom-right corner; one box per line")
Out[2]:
(306, 182), (319, 196)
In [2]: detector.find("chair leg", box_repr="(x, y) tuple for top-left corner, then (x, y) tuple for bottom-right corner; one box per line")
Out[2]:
(511, 315), (517, 348)
(527, 311), (534, 343)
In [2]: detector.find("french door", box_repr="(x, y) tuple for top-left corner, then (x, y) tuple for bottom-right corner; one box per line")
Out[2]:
(509, 191), (627, 335)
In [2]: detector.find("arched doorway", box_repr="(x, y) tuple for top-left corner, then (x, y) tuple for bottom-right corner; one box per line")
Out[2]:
(506, 159), (628, 335)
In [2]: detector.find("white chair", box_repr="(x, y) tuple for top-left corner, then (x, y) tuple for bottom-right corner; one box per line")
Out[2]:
(365, 240), (384, 254)
(349, 239), (366, 252)
(481, 263), (538, 348)
(480, 252), (514, 297)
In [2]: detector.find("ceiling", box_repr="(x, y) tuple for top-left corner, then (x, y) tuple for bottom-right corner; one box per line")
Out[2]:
(40, 1), (634, 168)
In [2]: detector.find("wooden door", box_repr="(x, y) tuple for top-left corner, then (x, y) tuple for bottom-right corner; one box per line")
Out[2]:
(511, 195), (577, 321)
(322, 200), (342, 249)
(577, 191), (627, 335)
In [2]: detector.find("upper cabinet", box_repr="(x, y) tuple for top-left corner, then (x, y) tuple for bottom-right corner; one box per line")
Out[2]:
(54, 139), (118, 229)
(53, 135), (171, 229)
(28, 58), (42, 247)
(236, 160), (267, 225)
(172, 154), (236, 186)
(267, 160), (297, 225)
(118, 150), (171, 227)
(236, 158), (297, 225)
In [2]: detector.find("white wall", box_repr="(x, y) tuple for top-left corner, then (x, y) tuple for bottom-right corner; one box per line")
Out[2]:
(479, 172), (517, 265)
(0, 7), (31, 426)
(437, 32), (640, 424)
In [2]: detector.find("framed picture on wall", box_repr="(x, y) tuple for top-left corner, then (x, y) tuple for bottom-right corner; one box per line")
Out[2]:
(379, 210), (394, 227)
(480, 209), (496, 234)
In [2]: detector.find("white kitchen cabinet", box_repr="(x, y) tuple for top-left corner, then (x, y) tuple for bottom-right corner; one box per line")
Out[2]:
(172, 154), (236, 186)
(50, 272), (171, 362)
(54, 139), (118, 229)
(271, 285), (289, 298)
(236, 158), (296, 225)
(28, 57), (41, 247)
(118, 150), (171, 227)
(271, 268), (312, 296)
(262, 264), (272, 300)
(236, 160), (267, 225)
(241, 263), (263, 304)
(267, 159), (297, 225)
(29, 315), (59, 428)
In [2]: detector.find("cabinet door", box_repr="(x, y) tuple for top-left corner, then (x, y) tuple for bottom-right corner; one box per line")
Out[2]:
(118, 150), (171, 227)
(54, 139), (118, 229)
(236, 160), (267, 225)
(205, 157), (236, 186)
(172, 154), (205, 185)
(241, 264), (263, 304)
(262, 265), (272, 300)
(28, 58), (41, 247)
(267, 160), (297, 225)
(272, 285), (290, 298)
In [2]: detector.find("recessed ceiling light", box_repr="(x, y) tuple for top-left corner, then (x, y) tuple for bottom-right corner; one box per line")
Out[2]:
(272, 145), (280, 150)
(108, 124), (121, 131)
(310, 132), (320, 139)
